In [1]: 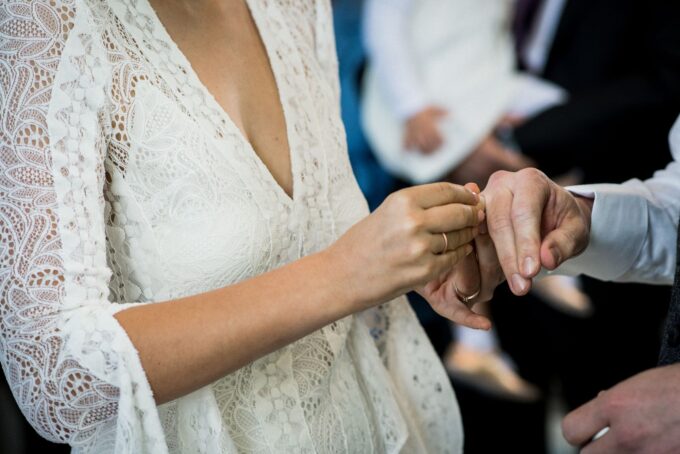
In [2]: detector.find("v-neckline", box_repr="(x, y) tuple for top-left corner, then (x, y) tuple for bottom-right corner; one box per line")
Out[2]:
(141, 0), (297, 205)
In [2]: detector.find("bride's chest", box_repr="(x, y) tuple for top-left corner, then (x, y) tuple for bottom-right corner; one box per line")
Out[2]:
(102, 65), (336, 301)
(98, 2), (356, 300)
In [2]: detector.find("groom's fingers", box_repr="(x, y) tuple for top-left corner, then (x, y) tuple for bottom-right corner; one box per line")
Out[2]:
(540, 217), (582, 270)
(484, 173), (529, 295)
(449, 307), (492, 331)
(540, 198), (591, 270)
(562, 394), (611, 448)
(510, 169), (550, 278)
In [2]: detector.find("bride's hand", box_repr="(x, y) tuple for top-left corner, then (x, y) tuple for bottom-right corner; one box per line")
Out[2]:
(418, 183), (492, 330)
(328, 182), (484, 309)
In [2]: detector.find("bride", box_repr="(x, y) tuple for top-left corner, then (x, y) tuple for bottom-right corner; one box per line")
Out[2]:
(0, 0), (488, 452)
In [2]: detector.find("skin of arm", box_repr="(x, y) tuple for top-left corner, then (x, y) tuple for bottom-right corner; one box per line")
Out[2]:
(116, 182), (484, 404)
(115, 249), (361, 404)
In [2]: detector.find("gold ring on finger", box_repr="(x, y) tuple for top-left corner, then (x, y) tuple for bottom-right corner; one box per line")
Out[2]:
(453, 281), (481, 307)
(439, 232), (448, 255)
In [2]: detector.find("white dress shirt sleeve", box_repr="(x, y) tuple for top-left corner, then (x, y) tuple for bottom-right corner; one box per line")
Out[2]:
(363, 0), (430, 120)
(557, 117), (680, 284)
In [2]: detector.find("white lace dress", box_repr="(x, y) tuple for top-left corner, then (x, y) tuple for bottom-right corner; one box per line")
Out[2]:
(0, 0), (463, 452)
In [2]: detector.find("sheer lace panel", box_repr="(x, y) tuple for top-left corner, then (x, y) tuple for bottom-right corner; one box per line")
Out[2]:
(1, 1), (463, 452)
(0, 1), (163, 452)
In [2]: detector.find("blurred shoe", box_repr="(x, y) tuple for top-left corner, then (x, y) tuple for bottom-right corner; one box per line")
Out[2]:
(532, 275), (594, 318)
(445, 343), (541, 402)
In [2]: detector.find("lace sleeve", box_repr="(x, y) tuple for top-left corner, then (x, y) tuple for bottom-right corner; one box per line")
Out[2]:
(0, 2), (164, 452)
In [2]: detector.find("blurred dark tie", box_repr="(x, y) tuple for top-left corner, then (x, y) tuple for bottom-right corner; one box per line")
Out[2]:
(659, 219), (680, 365)
(513, 0), (543, 57)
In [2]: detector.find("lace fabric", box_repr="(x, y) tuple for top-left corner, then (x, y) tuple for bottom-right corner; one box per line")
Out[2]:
(0, 1), (463, 452)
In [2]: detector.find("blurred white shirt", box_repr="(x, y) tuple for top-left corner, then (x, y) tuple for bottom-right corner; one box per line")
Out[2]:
(363, 0), (427, 120)
(363, 0), (519, 182)
(364, 0), (568, 121)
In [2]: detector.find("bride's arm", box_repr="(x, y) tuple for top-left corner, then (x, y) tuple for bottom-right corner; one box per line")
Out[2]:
(0, 1), (481, 446)
(116, 182), (483, 404)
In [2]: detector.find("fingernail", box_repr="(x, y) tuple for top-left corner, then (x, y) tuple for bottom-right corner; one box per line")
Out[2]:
(465, 244), (474, 256)
(550, 247), (562, 266)
(511, 274), (528, 293)
(467, 188), (480, 203)
(522, 257), (536, 277)
(477, 210), (485, 223)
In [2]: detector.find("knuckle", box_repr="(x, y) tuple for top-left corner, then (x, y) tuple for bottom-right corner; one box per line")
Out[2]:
(435, 182), (455, 198)
(600, 390), (621, 414)
(421, 261), (437, 279)
(408, 239), (430, 258)
(402, 213), (425, 235)
(520, 167), (547, 182)
(488, 170), (510, 186)
(388, 190), (413, 210)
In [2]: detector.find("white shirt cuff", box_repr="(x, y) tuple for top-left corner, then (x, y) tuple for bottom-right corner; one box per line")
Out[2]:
(554, 184), (648, 281)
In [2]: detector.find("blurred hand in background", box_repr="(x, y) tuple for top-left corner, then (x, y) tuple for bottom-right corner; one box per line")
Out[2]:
(404, 105), (448, 154)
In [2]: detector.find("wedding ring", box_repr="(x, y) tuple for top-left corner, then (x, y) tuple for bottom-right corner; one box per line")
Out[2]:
(439, 232), (448, 255)
(454, 282), (481, 307)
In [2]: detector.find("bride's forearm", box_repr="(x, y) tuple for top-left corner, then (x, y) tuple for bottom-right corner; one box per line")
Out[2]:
(114, 248), (363, 405)
(115, 183), (482, 405)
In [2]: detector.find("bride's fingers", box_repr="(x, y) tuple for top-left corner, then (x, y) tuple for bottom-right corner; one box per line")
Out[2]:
(430, 227), (479, 254)
(409, 182), (479, 210)
(439, 302), (491, 330)
(425, 203), (482, 233)
(428, 244), (475, 279)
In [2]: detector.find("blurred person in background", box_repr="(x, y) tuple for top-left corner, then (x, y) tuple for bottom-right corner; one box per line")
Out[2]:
(362, 0), (585, 406)
(0, 0), (490, 451)
(333, 0), (398, 211)
(478, 1), (680, 452)
(362, 0), (680, 452)
(450, 113), (680, 453)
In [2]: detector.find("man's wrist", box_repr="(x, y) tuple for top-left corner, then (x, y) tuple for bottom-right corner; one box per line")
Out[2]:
(574, 195), (594, 237)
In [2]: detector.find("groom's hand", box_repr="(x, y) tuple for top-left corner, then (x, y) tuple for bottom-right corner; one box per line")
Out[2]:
(562, 364), (680, 453)
(453, 168), (593, 304)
